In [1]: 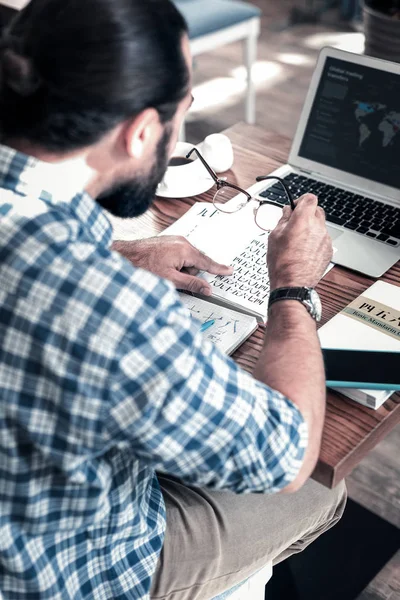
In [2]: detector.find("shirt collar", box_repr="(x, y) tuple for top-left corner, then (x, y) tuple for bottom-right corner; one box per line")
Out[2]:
(0, 143), (113, 247)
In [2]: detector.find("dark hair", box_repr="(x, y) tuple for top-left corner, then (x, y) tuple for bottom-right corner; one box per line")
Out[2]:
(0, 0), (189, 152)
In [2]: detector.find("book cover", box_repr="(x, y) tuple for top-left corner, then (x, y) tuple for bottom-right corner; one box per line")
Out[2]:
(319, 280), (400, 407)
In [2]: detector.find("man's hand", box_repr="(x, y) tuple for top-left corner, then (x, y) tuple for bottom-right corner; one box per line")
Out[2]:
(267, 194), (333, 290)
(112, 236), (233, 295)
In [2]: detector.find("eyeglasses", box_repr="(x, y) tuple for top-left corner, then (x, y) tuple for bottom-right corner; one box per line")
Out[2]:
(186, 148), (295, 232)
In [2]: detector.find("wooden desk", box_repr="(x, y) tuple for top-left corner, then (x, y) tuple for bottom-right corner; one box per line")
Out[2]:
(117, 122), (400, 489)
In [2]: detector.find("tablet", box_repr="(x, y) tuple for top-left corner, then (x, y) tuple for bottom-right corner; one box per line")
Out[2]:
(322, 349), (400, 390)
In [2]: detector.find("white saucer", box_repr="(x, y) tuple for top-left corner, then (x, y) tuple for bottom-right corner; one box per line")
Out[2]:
(156, 175), (215, 198)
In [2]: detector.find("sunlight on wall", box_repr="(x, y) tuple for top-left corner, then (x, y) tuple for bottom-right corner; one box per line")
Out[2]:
(303, 32), (365, 54)
(189, 61), (283, 117)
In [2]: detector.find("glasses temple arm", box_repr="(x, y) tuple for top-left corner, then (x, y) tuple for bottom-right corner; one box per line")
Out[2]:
(186, 148), (219, 183)
(187, 148), (252, 201)
(256, 175), (296, 211)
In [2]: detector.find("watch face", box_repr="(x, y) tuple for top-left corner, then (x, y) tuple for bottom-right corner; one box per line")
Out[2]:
(309, 289), (322, 321)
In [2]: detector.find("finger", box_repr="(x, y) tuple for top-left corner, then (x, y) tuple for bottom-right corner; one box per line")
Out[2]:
(182, 266), (200, 276)
(174, 271), (212, 296)
(316, 206), (326, 222)
(281, 204), (292, 220)
(274, 205), (292, 228)
(183, 248), (233, 276)
(292, 193), (319, 215)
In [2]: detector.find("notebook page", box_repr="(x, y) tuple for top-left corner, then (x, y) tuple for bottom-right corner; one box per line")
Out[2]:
(159, 203), (220, 242)
(179, 293), (258, 355)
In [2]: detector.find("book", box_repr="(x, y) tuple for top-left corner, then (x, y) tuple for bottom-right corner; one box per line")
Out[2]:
(330, 387), (394, 410)
(161, 203), (335, 323)
(318, 280), (400, 408)
(179, 293), (258, 355)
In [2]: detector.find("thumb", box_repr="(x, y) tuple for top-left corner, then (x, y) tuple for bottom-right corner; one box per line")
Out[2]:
(173, 271), (212, 296)
(275, 205), (292, 229)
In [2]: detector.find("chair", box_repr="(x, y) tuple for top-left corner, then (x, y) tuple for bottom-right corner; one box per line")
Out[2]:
(173, 0), (261, 126)
(211, 561), (273, 600)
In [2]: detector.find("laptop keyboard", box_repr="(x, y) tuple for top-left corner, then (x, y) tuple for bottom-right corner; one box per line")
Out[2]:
(259, 173), (400, 247)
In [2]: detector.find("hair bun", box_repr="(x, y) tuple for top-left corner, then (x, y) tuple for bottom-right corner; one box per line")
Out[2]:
(0, 40), (42, 97)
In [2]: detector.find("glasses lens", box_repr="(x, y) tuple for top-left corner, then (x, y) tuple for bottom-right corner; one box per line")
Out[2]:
(255, 203), (283, 231)
(213, 186), (249, 213)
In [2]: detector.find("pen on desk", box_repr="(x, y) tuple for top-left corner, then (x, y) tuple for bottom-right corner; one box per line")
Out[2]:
(200, 319), (215, 333)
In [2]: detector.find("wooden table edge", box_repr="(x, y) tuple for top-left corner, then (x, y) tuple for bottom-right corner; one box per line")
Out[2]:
(313, 401), (400, 488)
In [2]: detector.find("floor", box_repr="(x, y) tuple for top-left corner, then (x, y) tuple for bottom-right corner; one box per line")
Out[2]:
(267, 498), (400, 600)
(186, 2), (399, 599)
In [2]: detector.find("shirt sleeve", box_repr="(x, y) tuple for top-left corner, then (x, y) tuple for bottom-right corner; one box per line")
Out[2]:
(105, 261), (308, 495)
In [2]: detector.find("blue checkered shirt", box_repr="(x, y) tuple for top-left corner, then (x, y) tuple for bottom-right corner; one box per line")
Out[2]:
(0, 144), (308, 599)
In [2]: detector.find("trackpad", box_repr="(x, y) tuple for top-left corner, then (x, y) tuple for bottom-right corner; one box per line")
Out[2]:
(327, 226), (345, 241)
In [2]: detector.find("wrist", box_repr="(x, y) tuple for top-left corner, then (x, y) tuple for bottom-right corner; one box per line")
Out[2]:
(270, 279), (317, 290)
(268, 299), (312, 316)
(267, 301), (318, 333)
(268, 286), (322, 323)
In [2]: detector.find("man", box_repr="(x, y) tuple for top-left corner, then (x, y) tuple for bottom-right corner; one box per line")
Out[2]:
(0, 1), (346, 599)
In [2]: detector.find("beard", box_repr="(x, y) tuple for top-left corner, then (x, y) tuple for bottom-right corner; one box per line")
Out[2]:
(96, 127), (171, 219)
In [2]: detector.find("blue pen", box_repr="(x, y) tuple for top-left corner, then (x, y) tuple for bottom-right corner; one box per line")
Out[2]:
(200, 319), (215, 333)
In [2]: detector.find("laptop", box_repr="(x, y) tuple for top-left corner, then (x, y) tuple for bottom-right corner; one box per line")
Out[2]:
(253, 47), (400, 278)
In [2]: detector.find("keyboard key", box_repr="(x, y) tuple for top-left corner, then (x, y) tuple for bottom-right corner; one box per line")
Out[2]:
(377, 233), (389, 241)
(284, 174), (296, 182)
(372, 222), (383, 230)
(357, 226), (368, 234)
(326, 215), (346, 226)
(381, 226), (400, 239)
(386, 239), (399, 245)
(366, 232), (377, 237)
(344, 222), (358, 230)
(259, 189), (278, 199)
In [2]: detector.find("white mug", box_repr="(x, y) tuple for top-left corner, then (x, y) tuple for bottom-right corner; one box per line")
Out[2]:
(197, 134), (234, 173)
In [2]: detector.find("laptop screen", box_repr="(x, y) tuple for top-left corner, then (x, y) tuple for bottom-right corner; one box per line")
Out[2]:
(298, 56), (400, 190)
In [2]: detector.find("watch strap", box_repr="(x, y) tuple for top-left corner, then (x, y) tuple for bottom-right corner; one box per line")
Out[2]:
(268, 287), (310, 306)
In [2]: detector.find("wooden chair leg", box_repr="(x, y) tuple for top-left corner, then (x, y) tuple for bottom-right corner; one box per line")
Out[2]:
(179, 119), (186, 142)
(244, 31), (258, 125)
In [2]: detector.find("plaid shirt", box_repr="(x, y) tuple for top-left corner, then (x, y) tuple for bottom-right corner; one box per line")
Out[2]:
(0, 145), (308, 599)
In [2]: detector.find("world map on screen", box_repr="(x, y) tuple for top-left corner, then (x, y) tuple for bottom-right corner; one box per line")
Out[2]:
(355, 101), (400, 148)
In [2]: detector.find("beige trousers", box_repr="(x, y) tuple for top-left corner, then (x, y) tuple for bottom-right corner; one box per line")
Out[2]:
(150, 475), (347, 600)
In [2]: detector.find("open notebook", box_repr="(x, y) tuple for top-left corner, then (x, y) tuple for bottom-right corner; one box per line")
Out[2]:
(161, 203), (277, 323)
(161, 203), (335, 323)
(179, 293), (257, 355)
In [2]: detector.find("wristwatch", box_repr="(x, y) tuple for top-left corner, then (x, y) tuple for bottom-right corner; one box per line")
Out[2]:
(268, 287), (322, 322)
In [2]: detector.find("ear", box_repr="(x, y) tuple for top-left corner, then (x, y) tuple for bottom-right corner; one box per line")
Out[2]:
(125, 108), (161, 160)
